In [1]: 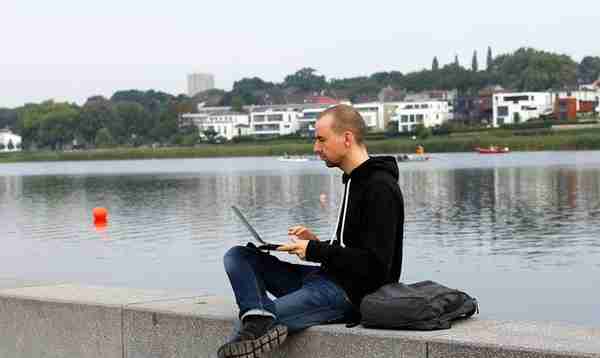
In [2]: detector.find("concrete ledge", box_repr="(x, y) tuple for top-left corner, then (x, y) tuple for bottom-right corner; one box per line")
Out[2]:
(1, 282), (599, 358)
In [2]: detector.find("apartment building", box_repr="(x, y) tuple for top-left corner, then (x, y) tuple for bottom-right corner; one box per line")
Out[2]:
(353, 102), (386, 131)
(249, 106), (300, 137)
(492, 92), (553, 127)
(392, 101), (450, 133)
(180, 109), (249, 141)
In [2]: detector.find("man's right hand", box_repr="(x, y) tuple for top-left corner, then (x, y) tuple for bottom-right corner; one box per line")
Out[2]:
(287, 225), (319, 241)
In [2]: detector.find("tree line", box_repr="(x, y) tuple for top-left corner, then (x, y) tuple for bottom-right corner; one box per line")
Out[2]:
(0, 47), (599, 150)
(9, 92), (199, 150)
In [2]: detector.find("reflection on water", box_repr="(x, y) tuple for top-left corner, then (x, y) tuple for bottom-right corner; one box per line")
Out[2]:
(1, 153), (599, 326)
(402, 166), (600, 271)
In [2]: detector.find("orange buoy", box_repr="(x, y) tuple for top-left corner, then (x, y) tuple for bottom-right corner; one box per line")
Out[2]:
(93, 207), (108, 223)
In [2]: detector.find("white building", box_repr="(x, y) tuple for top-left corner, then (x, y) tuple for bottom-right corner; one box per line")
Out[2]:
(187, 73), (215, 97)
(0, 129), (22, 152)
(297, 104), (335, 136)
(353, 102), (386, 131)
(492, 92), (553, 127)
(249, 106), (300, 137)
(180, 110), (249, 141)
(392, 101), (450, 133)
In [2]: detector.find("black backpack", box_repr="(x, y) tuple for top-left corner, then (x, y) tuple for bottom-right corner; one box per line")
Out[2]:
(359, 280), (479, 330)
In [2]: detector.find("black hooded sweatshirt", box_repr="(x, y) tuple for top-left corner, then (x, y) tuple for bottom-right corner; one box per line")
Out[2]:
(306, 156), (404, 306)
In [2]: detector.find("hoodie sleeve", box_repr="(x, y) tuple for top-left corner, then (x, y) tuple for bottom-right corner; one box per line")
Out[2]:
(306, 180), (401, 281)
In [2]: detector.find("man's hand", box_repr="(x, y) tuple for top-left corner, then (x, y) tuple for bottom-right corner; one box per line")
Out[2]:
(287, 225), (319, 241)
(277, 238), (310, 260)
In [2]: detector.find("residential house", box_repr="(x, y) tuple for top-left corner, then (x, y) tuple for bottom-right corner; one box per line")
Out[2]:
(353, 102), (386, 131)
(492, 92), (553, 127)
(551, 90), (600, 120)
(0, 128), (22, 152)
(393, 101), (450, 133)
(180, 108), (250, 141)
(249, 105), (301, 137)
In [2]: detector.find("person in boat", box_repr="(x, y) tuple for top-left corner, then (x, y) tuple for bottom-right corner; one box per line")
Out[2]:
(218, 104), (405, 358)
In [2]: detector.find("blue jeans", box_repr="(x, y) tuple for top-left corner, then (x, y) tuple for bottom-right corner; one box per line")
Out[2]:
(223, 245), (354, 334)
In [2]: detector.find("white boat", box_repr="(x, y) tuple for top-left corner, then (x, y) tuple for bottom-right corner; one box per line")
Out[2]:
(278, 155), (310, 162)
(396, 154), (431, 162)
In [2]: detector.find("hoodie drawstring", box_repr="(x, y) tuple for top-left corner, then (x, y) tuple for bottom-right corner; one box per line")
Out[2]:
(330, 179), (351, 247)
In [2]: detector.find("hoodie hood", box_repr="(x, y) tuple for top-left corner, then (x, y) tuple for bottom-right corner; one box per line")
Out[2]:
(342, 155), (399, 184)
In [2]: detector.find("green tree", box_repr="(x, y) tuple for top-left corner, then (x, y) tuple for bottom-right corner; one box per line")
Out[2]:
(432, 57), (439, 71)
(231, 96), (245, 112)
(487, 46), (493, 71)
(577, 56), (600, 84)
(493, 47), (577, 91)
(15, 100), (80, 150)
(202, 128), (218, 143)
(79, 96), (121, 146)
(472, 50), (479, 72)
(454, 54), (460, 67)
(0, 108), (18, 130)
(284, 67), (327, 91)
(414, 124), (431, 139)
(111, 89), (174, 114)
(37, 106), (79, 149)
(114, 101), (151, 143)
(7, 139), (14, 150)
(149, 100), (180, 143)
(369, 71), (403, 86)
(95, 128), (114, 148)
(232, 77), (274, 93)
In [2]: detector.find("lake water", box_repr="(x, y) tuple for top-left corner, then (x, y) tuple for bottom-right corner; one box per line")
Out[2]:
(1, 152), (599, 327)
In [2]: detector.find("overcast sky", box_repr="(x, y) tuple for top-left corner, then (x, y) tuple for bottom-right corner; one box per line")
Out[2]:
(1, 0), (599, 108)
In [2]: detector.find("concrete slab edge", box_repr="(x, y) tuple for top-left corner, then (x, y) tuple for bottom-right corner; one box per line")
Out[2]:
(0, 285), (598, 358)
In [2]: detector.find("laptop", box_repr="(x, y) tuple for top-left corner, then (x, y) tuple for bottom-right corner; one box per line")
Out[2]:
(231, 205), (283, 250)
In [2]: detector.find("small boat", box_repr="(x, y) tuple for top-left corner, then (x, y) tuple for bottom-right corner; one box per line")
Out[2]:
(475, 146), (510, 154)
(278, 155), (310, 162)
(396, 154), (431, 162)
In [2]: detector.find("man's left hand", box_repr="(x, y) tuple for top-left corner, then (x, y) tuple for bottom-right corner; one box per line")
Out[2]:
(277, 238), (309, 260)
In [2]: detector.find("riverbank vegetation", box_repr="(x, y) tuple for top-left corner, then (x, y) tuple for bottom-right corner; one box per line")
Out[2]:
(2, 125), (600, 163)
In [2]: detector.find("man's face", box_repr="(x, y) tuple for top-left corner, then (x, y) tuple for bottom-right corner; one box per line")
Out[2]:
(313, 114), (347, 168)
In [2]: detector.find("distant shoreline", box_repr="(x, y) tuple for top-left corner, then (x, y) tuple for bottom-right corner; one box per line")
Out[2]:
(2, 131), (600, 163)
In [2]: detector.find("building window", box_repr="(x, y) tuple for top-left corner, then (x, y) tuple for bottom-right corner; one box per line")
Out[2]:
(504, 95), (529, 103)
(402, 125), (409, 132)
(409, 114), (415, 122)
(254, 115), (265, 123)
(267, 114), (283, 122)
(416, 114), (424, 123)
(401, 115), (409, 123)
(497, 106), (509, 116)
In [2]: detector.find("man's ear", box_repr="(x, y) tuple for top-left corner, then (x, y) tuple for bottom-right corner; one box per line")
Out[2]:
(344, 131), (353, 147)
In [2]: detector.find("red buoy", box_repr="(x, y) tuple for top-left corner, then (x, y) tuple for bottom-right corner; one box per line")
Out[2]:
(93, 207), (108, 223)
